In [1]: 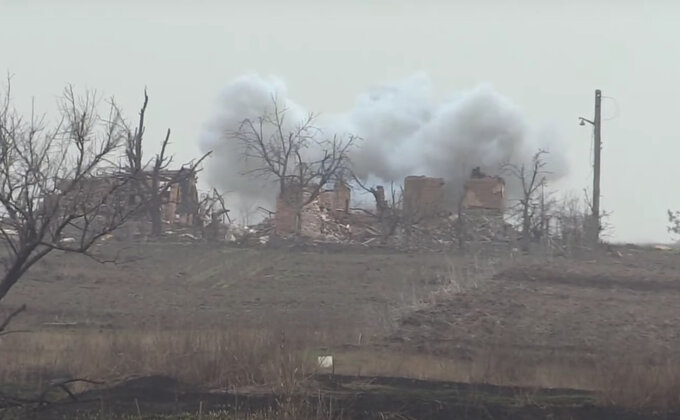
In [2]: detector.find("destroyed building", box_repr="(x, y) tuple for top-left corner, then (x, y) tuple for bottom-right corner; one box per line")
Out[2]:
(55, 168), (201, 229)
(460, 168), (508, 242)
(403, 176), (445, 221)
(265, 168), (510, 248)
(462, 171), (505, 210)
(274, 181), (351, 238)
(392, 171), (508, 246)
(156, 169), (200, 226)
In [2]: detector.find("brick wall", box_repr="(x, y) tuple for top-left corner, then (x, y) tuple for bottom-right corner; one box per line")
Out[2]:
(274, 196), (298, 235)
(462, 176), (505, 210)
(274, 183), (351, 236)
(318, 182), (350, 214)
(403, 176), (445, 220)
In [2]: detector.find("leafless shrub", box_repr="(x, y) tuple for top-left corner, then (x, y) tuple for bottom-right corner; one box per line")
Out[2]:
(542, 191), (613, 256)
(198, 188), (231, 240)
(503, 150), (549, 253)
(352, 177), (404, 242)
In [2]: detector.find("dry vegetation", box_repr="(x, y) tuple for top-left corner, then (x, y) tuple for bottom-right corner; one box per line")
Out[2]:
(0, 327), (341, 419)
(7, 74), (670, 419)
(0, 329), (313, 391)
(2, 242), (680, 418)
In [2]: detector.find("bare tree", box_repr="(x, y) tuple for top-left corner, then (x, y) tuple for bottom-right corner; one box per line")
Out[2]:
(352, 176), (404, 242)
(533, 182), (558, 244)
(197, 188), (231, 241)
(123, 90), (211, 237)
(198, 188), (231, 224)
(0, 80), (138, 326)
(552, 192), (590, 254)
(230, 97), (357, 234)
(351, 175), (389, 219)
(504, 150), (549, 252)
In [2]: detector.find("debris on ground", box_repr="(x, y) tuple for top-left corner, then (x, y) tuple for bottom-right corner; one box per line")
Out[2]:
(234, 204), (515, 251)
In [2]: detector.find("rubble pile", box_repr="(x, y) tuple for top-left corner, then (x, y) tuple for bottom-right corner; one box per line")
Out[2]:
(227, 208), (512, 251)
(223, 198), (351, 246)
(460, 209), (513, 243)
(225, 219), (273, 245)
(298, 199), (351, 241)
(368, 216), (457, 250)
(219, 172), (516, 250)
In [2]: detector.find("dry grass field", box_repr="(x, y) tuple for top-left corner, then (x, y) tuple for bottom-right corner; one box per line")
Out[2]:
(1, 240), (680, 418)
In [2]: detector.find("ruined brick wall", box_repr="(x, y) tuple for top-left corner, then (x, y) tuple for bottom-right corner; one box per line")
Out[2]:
(275, 184), (350, 237)
(162, 184), (181, 224)
(462, 177), (505, 210)
(403, 176), (445, 220)
(275, 195), (348, 239)
(275, 194), (301, 236)
(318, 182), (350, 215)
(334, 182), (351, 213)
(460, 176), (507, 242)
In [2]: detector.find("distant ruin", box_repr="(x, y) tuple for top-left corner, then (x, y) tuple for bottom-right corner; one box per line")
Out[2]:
(157, 170), (201, 226)
(461, 169), (508, 242)
(274, 181), (351, 238)
(462, 169), (505, 211)
(55, 168), (200, 229)
(265, 169), (510, 248)
(403, 176), (445, 221)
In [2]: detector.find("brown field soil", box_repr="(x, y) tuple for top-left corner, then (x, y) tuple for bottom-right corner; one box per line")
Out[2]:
(2, 240), (680, 418)
(4, 241), (453, 337)
(392, 247), (680, 362)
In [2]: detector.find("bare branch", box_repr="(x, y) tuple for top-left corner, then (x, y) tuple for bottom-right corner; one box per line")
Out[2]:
(229, 97), (358, 234)
(0, 304), (26, 332)
(503, 149), (551, 252)
(0, 79), (142, 305)
(121, 89), (212, 236)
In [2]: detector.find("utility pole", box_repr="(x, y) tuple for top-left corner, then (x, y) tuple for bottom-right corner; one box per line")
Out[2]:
(579, 89), (602, 243)
(593, 89), (602, 239)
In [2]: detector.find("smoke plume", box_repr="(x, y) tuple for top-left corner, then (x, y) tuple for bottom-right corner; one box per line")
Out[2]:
(199, 73), (567, 221)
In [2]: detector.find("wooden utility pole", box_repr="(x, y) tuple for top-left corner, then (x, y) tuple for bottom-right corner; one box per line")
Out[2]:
(593, 89), (602, 240)
(580, 89), (602, 243)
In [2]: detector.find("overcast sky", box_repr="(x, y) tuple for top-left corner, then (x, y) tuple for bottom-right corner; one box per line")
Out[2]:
(2, 0), (679, 243)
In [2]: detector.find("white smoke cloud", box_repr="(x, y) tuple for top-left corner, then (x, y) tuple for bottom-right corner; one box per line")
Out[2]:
(200, 73), (568, 222)
(198, 74), (309, 215)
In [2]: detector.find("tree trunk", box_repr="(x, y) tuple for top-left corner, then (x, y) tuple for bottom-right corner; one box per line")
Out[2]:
(294, 209), (302, 235)
(0, 270), (20, 304)
(150, 195), (163, 237)
(206, 215), (220, 242)
(150, 171), (163, 237)
(521, 205), (531, 253)
(150, 206), (163, 236)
